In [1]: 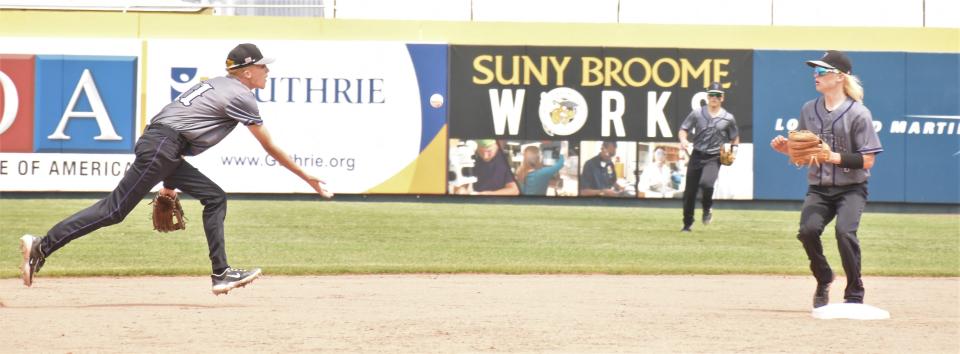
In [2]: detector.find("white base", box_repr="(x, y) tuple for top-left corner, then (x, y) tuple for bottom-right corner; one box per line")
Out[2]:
(811, 303), (891, 320)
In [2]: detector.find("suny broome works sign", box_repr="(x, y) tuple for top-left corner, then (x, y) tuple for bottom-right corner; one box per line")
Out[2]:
(448, 45), (753, 142)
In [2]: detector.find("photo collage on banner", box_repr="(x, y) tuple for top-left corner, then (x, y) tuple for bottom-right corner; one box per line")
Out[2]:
(448, 139), (578, 196)
(447, 45), (755, 199)
(578, 140), (635, 198)
(636, 142), (685, 199)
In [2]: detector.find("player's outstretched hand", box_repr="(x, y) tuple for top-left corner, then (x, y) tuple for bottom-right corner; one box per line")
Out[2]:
(305, 175), (334, 199)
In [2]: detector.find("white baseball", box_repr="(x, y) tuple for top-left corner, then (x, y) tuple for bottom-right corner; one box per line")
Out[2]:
(429, 93), (444, 108)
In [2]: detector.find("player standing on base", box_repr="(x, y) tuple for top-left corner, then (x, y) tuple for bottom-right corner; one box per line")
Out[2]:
(19, 43), (333, 295)
(770, 50), (882, 308)
(678, 82), (740, 232)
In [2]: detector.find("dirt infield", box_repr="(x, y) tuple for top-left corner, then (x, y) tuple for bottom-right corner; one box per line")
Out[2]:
(1, 275), (957, 353)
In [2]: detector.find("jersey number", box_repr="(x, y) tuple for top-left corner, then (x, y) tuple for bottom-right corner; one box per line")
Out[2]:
(178, 83), (213, 106)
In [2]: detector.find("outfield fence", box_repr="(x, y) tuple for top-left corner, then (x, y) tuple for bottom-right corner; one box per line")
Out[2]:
(0, 10), (957, 203)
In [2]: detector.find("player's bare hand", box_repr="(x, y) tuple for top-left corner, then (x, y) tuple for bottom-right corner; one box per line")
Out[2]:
(770, 135), (788, 153)
(305, 175), (334, 199)
(159, 187), (178, 199)
(825, 151), (842, 165)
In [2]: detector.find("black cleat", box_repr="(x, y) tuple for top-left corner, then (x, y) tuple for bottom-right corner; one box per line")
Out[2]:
(211, 267), (262, 295)
(702, 209), (713, 225)
(813, 281), (832, 308)
(19, 235), (46, 287)
(681, 225), (692, 232)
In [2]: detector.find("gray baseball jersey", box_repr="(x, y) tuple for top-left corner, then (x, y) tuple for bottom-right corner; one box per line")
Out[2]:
(798, 97), (883, 186)
(151, 76), (263, 155)
(680, 106), (739, 154)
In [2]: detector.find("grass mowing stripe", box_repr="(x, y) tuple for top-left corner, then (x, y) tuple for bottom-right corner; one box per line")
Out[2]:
(1, 199), (956, 277)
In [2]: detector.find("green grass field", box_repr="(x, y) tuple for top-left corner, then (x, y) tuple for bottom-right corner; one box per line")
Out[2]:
(1, 198), (957, 278)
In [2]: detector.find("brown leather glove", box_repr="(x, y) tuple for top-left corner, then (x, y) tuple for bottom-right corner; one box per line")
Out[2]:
(151, 193), (186, 232)
(788, 130), (831, 167)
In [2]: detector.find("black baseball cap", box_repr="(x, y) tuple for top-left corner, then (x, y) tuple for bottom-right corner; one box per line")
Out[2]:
(226, 43), (274, 70)
(806, 50), (852, 74)
(706, 82), (724, 94)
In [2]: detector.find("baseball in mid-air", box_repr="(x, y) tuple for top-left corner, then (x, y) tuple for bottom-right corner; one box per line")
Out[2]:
(430, 93), (444, 108)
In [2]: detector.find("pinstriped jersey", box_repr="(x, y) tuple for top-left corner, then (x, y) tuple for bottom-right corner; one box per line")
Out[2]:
(798, 97), (883, 187)
(150, 76), (263, 156)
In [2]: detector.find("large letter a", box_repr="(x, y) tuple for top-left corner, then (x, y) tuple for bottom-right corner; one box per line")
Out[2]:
(47, 69), (122, 141)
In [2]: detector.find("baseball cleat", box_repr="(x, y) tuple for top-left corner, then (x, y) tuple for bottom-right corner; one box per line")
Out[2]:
(681, 225), (692, 232)
(702, 209), (713, 225)
(19, 234), (46, 287)
(813, 280), (833, 308)
(211, 267), (262, 295)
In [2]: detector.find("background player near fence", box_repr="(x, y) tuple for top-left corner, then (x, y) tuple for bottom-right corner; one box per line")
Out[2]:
(678, 82), (739, 232)
(19, 43), (333, 295)
(770, 50), (882, 308)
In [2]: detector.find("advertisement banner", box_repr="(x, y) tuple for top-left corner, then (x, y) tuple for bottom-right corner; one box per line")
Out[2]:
(752, 50), (959, 203)
(144, 40), (447, 194)
(447, 45), (754, 199)
(4, 38), (954, 203)
(0, 38), (141, 191)
(903, 53), (960, 203)
(449, 45), (754, 141)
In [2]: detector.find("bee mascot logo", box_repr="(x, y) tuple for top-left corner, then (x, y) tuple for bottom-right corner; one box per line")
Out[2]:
(538, 87), (588, 136)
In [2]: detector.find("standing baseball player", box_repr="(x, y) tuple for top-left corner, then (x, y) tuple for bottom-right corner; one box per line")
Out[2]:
(19, 43), (333, 295)
(770, 50), (882, 308)
(678, 82), (740, 232)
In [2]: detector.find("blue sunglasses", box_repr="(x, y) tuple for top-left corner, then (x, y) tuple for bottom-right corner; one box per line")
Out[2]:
(814, 66), (840, 76)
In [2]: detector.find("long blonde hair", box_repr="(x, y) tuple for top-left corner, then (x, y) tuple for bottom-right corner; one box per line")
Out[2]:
(843, 73), (864, 103)
(515, 146), (542, 187)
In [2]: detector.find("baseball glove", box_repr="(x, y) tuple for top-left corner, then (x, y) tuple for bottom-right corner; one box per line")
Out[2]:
(720, 146), (736, 166)
(151, 193), (185, 232)
(787, 130), (831, 167)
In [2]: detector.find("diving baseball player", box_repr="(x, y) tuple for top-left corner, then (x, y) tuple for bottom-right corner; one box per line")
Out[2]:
(678, 82), (740, 232)
(19, 43), (333, 295)
(770, 50), (882, 308)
